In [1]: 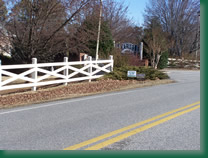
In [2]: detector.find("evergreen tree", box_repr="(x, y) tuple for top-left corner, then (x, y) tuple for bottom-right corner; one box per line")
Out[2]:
(79, 17), (114, 58)
(68, 15), (114, 59)
(88, 21), (114, 58)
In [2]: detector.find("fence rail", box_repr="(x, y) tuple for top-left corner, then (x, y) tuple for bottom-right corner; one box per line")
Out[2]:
(0, 55), (114, 92)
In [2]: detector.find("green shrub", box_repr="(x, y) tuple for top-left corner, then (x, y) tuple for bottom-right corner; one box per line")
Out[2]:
(102, 66), (169, 80)
(158, 51), (169, 69)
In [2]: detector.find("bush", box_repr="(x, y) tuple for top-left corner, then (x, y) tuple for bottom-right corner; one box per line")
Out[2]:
(112, 49), (129, 68)
(158, 51), (169, 69)
(102, 66), (169, 80)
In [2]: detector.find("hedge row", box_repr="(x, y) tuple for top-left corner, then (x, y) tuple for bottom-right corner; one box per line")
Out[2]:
(102, 66), (169, 80)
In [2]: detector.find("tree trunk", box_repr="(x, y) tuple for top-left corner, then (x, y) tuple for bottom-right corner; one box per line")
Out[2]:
(155, 54), (161, 69)
(151, 52), (156, 69)
(150, 53), (155, 69)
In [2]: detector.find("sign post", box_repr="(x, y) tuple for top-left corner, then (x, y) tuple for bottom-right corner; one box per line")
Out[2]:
(136, 73), (146, 80)
(140, 42), (143, 60)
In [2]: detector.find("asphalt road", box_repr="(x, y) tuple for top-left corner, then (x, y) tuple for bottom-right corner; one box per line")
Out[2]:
(0, 70), (200, 150)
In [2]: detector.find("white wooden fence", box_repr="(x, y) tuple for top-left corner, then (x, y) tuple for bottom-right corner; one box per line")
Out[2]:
(0, 55), (114, 92)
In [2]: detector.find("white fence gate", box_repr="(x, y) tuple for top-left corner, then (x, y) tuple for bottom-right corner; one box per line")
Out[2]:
(0, 55), (113, 92)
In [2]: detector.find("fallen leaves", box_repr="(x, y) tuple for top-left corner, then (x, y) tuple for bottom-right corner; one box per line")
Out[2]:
(0, 79), (173, 109)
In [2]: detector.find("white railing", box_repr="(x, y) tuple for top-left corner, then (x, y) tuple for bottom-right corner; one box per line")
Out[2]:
(168, 58), (200, 63)
(0, 55), (114, 91)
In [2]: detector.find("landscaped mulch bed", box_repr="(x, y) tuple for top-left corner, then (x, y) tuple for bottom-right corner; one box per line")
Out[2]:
(0, 79), (173, 109)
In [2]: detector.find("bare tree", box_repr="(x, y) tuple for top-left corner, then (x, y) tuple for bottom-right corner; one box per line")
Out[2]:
(144, 0), (200, 57)
(0, 0), (10, 56)
(143, 17), (171, 69)
(65, 0), (132, 57)
(79, 0), (133, 43)
(2, 0), (138, 63)
(102, 0), (131, 43)
(5, 0), (91, 63)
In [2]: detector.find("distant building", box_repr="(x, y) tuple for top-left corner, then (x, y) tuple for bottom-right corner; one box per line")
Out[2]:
(116, 43), (139, 55)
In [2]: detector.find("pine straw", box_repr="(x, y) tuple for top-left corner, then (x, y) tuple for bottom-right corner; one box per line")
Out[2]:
(0, 79), (174, 109)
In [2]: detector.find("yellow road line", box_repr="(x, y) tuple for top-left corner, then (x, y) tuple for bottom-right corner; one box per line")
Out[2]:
(63, 101), (199, 150)
(85, 105), (200, 150)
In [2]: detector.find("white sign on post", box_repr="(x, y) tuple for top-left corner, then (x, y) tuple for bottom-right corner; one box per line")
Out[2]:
(127, 71), (137, 78)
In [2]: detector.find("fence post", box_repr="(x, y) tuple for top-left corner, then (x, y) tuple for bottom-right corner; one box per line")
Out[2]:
(32, 58), (37, 91)
(64, 57), (68, 86)
(51, 66), (54, 72)
(84, 54), (88, 66)
(88, 56), (92, 82)
(83, 54), (88, 61)
(0, 60), (2, 92)
(109, 55), (114, 72)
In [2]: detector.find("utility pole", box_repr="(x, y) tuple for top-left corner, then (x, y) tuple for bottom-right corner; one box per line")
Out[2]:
(95, 0), (103, 61)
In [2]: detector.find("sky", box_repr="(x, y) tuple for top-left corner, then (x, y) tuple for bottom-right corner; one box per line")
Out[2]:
(114, 0), (149, 26)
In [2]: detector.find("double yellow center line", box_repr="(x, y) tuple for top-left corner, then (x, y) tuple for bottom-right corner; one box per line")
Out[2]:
(64, 101), (200, 150)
